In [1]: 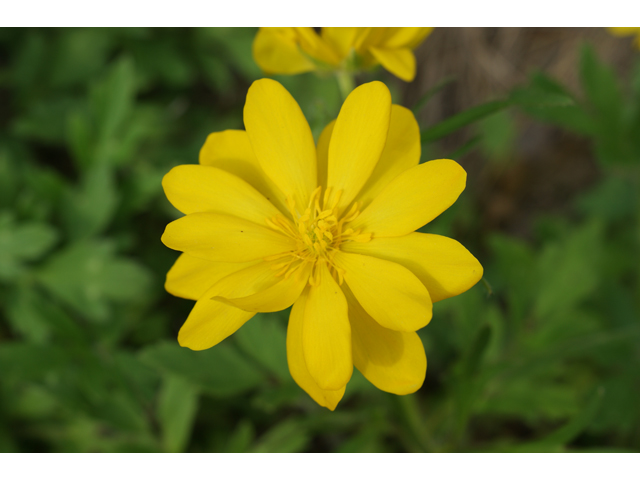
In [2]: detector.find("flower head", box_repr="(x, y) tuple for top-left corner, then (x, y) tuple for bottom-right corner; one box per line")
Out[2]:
(253, 27), (433, 82)
(161, 78), (482, 409)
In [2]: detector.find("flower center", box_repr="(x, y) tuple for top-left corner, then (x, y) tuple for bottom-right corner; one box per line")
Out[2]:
(265, 186), (371, 285)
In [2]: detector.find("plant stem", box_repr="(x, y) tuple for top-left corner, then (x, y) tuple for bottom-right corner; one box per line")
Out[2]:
(336, 70), (355, 101)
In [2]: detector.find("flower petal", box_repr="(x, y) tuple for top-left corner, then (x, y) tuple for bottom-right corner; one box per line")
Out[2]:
(177, 261), (282, 350)
(214, 261), (312, 312)
(199, 129), (288, 215)
(343, 285), (426, 394)
(321, 27), (359, 58)
(244, 79), (317, 209)
(354, 105), (421, 209)
(369, 47), (416, 82)
(381, 27), (433, 49)
(316, 119), (335, 191)
(334, 250), (432, 332)
(303, 261), (352, 390)
(350, 159), (466, 238)
(295, 27), (342, 66)
(327, 81), (391, 212)
(252, 27), (315, 75)
(342, 233), (483, 303)
(162, 165), (281, 225)
(165, 253), (257, 301)
(161, 212), (296, 263)
(287, 291), (345, 410)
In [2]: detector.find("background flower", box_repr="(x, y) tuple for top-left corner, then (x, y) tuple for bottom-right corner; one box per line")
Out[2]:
(253, 27), (433, 81)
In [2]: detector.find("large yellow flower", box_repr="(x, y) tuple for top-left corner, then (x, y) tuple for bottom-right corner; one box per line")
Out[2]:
(161, 79), (482, 410)
(253, 27), (433, 82)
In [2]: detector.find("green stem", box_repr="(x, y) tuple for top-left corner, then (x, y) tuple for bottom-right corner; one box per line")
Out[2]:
(336, 70), (355, 101)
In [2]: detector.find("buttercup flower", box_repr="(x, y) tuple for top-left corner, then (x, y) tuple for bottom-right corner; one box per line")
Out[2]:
(161, 78), (482, 410)
(253, 27), (433, 82)
(608, 27), (640, 47)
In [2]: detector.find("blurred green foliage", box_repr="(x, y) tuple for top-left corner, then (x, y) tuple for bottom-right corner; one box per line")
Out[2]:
(0, 28), (638, 452)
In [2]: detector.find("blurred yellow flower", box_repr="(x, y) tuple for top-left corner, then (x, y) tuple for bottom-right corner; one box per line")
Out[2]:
(608, 27), (640, 47)
(161, 78), (482, 410)
(253, 27), (433, 82)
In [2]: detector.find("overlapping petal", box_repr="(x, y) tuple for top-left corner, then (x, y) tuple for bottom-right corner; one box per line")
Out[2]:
(287, 291), (345, 410)
(369, 47), (416, 82)
(161, 212), (296, 263)
(214, 262), (312, 313)
(315, 119), (335, 191)
(165, 253), (257, 301)
(178, 261), (284, 350)
(244, 79), (317, 209)
(302, 262), (352, 390)
(334, 251), (432, 332)
(252, 28), (315, 75)
(343, 286), (426, 394)
(327, 81), (391, 212)
(199, 130), (288, 214)
(342, 233), (483, 303)
(162, 165), (281, 225)
(354, 105), (421, 209)
(350, 159), (466, 238)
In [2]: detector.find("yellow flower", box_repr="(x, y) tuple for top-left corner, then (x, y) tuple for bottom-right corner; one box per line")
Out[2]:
(161, 78), (482, 410)
(608, 27), (640, 47)
(253, 27), (433, 82)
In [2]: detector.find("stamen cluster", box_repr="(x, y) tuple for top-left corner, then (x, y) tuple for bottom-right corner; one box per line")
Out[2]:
(265, 186), (371, 285)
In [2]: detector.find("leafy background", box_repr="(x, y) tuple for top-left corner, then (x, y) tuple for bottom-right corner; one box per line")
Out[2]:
(0, 27), (639, 452)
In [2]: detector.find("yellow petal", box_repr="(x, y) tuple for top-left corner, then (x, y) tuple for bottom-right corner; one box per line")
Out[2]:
(381, 27), (433, 49)
(252, 27), (316, 75)
(354, 105), (420, 209)
(199, 129), (288, 215)
(327, 81), (391, 212)
(321, 27), (359, 58)
(162, 165), (281, 225)
(303, 261), (352, 390)
(214, 261), (312, 312)
(287, 291), (345, 410)
(161, 212), (296, 263)
(316, 119), (335, 191)
(343, 285), (426, 395)
(244, 79), (317, 209)
(294, 27), (342, 66)
(342, 233), (483, 303)
(165, 253), (257, 301)
(334, 251), (432, 332)
(350, 159), (466, 238)
(608, 27), (640, 37)
(369, 47), (416, 82)
(177, 261), (282, 350)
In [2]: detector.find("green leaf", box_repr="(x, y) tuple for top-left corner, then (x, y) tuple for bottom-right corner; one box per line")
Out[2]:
(0, 342), (67, 382)
(510, 387), (605, 452)
(535, 220), (602, 319)
(510, 72), (593, 135)
(250, 418), (310, 453)
(234, 312), (290, 382)
(61, 163), (117, 240)
(158, 374), (199, 453)
(420, 99), (511, 144)
(0, 214), (58, 280)
(36, 240), (152, 321)
(139, 341), (266, 397)
(91, 55), (137, 144)
(223, 419), (255, 453)
(478, 111), (516, 162)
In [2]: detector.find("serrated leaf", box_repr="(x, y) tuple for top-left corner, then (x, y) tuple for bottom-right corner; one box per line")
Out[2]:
(36, 240), (152, 321)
